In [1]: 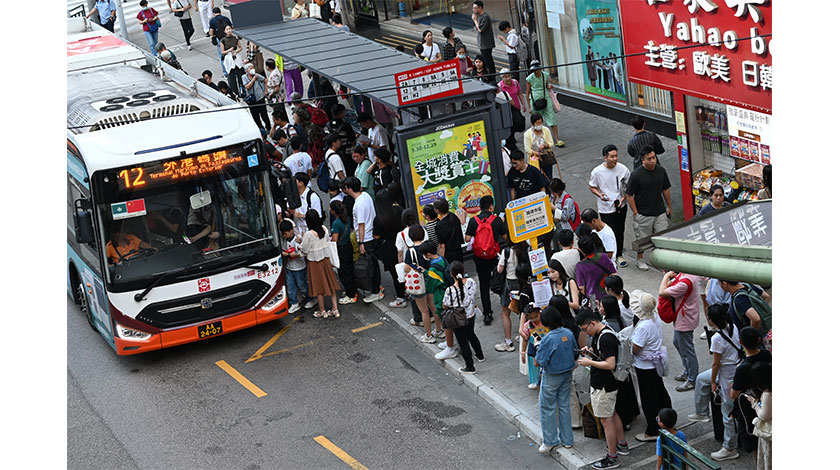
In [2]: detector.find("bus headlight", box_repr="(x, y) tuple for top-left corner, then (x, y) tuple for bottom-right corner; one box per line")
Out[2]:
(260, 286), (286, 311)
(115, 322), (152, 341)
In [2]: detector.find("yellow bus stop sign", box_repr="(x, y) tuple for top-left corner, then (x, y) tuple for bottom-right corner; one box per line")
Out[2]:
(505, 192), (554, 244)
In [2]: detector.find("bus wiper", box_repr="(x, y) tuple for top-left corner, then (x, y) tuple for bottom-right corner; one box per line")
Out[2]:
(134, 270), (181, 302)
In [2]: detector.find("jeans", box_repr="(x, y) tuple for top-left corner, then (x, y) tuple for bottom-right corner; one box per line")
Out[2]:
(363, 241), (381, 293)
(285, 269), (309, 306)
(473, 257), (496, 316)
(216, 42), (227, 76)
(635, 367), (673, 437)
(695, 368), (737, 450)
(539, 369), (574, 447)
(143, 30), (159, 56)
(672, 330), (699, 383)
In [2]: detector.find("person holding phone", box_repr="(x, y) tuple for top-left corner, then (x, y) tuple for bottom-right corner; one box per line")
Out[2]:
(589, 144), (631, 268)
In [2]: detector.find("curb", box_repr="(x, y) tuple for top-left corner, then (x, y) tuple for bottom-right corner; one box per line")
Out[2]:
(371, 301), (588, 470)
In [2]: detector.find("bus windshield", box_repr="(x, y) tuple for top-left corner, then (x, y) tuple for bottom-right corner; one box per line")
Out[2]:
(93, 142), (278, 292)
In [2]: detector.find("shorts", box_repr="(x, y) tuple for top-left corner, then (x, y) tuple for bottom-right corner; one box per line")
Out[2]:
(632, 213), (669, 241)
(500, 278), (519, 307)
(590, 387), (618, 418)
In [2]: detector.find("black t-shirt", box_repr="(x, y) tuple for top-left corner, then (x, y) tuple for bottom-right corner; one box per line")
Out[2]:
(590, 326), (620, 392)
(729, 284), (764, 331)
(626, 163), (671, 216)
(373, 164), (397, 193)
(405, 245), (430, 271)
(465, 211), (507, 243)
(507, 165), (549, 199)
(436, 212), (464, 262)
(731, 350), (771, 393)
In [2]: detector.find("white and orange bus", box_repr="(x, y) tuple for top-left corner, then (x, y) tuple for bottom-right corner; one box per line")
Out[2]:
(67, 19), (289, 355)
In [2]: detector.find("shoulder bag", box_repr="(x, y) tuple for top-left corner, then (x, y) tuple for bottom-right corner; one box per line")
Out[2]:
(404, 249), (426, 296)
(532, 74), (547, 111)
(173, 0), (184, 17)
(441, 286), (468, 329)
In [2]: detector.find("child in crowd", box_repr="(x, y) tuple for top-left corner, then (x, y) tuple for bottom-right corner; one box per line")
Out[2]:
(422, 204), (439, 246)
(520, 301), (549, 390)
(420, 240), (447, 341)
(534, 305), (578, 453)
(442, 261), (484, 374)
(404, 226), (442, 342)
(656, 408), (687, 470)
(279, 219), (312, 314)
(330, 200), (357, 305)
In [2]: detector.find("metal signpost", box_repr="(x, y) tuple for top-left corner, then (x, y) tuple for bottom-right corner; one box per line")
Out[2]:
(505, 192), (554, 301)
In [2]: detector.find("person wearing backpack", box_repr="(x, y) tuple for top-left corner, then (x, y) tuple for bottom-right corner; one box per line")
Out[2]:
(497, 21), (524, 82)
(318, 133), (346, 192)
(630, 291), (673, 443)
(718, 280), (772, 349)
(421, 240), (449, 342)
(687, 304), (741, 461)
(727, 327), (770, 458)
(658, 271), (701, 393)
(577, 309), (630, 469)
(574, 234), (616, 303)
(288, 172), (323, 236)
(589, 145), (631, 268)
(465, 196), (507, 326)
(549, 179), (581, 253)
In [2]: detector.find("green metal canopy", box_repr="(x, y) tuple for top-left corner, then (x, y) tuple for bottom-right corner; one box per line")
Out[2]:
(634, 200), (772, 285)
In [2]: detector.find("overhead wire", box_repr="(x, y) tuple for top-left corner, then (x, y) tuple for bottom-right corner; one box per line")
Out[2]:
(65, 32), (771, 131)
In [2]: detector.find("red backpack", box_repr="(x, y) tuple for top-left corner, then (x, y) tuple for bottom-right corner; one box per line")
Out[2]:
(561, 194), (582, 231)
(309, 105), (329, 127)
(472, 214), (500, 259)
(657, 275), (693, 323)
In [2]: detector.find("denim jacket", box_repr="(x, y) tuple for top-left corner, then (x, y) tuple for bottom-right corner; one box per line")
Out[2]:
(535, 327), (577, 375)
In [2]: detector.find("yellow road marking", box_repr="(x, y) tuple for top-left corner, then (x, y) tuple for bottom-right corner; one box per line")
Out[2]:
(258, 340), (316, 359)
(374, 37), (406, 47)
(383, 35), (419, 46)
(351, 322), (382, 333)
(246, 316), (299, 363)
(215, 360), (267, 397)
(313, 435), (369, 470)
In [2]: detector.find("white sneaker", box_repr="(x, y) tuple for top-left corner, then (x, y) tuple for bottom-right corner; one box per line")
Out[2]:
(288, 303), (301, 314)
(303, 298), (318, 309)
(187, 45), (192, 50)
(711, 447), (740, 461)
(389, 298), (407, 308)
(418, 333), (437, 343)
(528, 383), (539, 390)
(687, 413), (711, 423)
(495, 341), (515, 352)
(338, 295), (357, 305)
(636, 259), (650, 271)
(432, 329), (445, 338)
(538, 443), (556, 454)
(617, 255), (628, 268)
(700, 330), (708, 340)
(438, 341), (448, 350)
(435, 346), (458, 360)
(363, 292), (381, 303)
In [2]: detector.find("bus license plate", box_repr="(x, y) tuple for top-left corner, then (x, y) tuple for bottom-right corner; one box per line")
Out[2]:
(198, 321), (223, 339)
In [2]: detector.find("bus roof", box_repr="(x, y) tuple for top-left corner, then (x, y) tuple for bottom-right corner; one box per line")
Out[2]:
(69, 106), (261, 175)
(67, 19), (145, 72)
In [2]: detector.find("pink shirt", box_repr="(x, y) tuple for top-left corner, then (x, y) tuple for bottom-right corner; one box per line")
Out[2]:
(665, 273), (702, 332)
(498, 79), (522, 110)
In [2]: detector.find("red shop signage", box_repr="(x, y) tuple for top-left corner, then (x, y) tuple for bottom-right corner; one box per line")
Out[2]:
(619, 0), (772, 112)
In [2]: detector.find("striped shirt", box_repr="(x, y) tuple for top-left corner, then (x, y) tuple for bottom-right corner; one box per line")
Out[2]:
(425, 220), (439, 246)
(627, 130), (665, 170)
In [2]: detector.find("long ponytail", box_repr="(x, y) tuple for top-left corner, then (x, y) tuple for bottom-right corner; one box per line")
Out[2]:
(450, 260), (466, 302)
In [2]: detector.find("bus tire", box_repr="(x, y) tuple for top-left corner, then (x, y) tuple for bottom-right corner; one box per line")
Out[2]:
(73, 274), (96, 331)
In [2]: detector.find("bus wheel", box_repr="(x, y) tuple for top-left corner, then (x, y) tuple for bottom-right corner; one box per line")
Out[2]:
(76, 282), (96, 331)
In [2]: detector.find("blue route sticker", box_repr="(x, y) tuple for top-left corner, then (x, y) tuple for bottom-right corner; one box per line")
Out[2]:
(680, 148), (689, 172)
(247, 154), (259, 168)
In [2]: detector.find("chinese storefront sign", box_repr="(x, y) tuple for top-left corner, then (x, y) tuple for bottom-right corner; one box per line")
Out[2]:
(619, 0), (772, 111)
(576, 0), (627, 103)
(666, 200), (771, 246)
(407, 120), (495, 229)
(726, 104), (772, 164)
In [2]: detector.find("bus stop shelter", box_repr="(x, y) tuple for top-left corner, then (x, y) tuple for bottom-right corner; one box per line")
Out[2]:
(230, 1), (514, 225)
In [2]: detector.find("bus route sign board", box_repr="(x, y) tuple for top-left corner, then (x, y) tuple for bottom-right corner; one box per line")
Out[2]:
(505, 192), (554, 244)
(395, 59), (463, 106)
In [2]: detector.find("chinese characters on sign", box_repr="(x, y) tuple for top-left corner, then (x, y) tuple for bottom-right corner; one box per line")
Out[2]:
(505, 192), (554, 243)
(669, 201), (771, 246)
(395, 59), (464, 106)
(726, 104), (771, 164)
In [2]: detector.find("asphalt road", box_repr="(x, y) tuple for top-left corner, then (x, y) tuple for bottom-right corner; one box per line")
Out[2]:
(67, 297), (563, 470)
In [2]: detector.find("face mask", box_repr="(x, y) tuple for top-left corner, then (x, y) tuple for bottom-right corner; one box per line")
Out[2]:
(249, 69), (255, 75)
(457, 54), (466, 60)
(534, 125), (543, 131)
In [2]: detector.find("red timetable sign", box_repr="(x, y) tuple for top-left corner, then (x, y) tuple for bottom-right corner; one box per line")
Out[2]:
(395, 59), (464, 106)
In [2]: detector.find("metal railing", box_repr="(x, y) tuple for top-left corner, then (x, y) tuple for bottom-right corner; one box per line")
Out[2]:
(658, 429), (721, 470)
(68, 4), (86, 18)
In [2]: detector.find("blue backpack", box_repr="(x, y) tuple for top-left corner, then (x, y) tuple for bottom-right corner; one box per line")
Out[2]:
(316, 160), (331, 192)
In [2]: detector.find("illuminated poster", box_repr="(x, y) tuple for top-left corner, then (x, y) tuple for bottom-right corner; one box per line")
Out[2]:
(576, 0), (627, 103)
(407, 120), (495, 229)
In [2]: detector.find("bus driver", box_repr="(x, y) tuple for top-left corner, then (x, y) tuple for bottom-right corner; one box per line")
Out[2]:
(106, 222), (155, 264)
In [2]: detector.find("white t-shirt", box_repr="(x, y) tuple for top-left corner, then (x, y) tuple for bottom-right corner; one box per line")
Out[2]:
(589, 162), (631, 214)
(396, 225), (428, 260)
(551, 249), (580, 280)
(296, 187), (322, 233)
(505, 30), (519, 54)
(330, 192), (345, 204)
(631, 317), (663, 370)
(326, 150), (345, 179)
(353, 192), (375, 242)
(285, 151), (313, 177)
(422, 43), (441, 61)
(595, 224), (617, 266)
(330, 0), (341, 13)
(711, 327), (742, 368)
(367, 123), (389, 161)
(498, 247), (520, 280)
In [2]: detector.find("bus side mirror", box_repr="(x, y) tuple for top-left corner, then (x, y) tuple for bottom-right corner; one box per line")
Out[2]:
(74, 199), (95, 244)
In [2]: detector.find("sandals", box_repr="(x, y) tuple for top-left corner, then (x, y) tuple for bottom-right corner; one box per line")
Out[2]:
(313, 310), (327, 318)
(328, 309), (340, 318)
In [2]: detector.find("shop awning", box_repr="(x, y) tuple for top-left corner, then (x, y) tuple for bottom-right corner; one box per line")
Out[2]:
(634, 200), (772, 285)
(231, 15), (496, 111)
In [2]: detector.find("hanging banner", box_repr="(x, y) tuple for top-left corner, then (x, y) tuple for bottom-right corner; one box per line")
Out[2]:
(618, 0), (772, 112)
(407, 120), (495, 230)
(576, 0), (627, 103)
